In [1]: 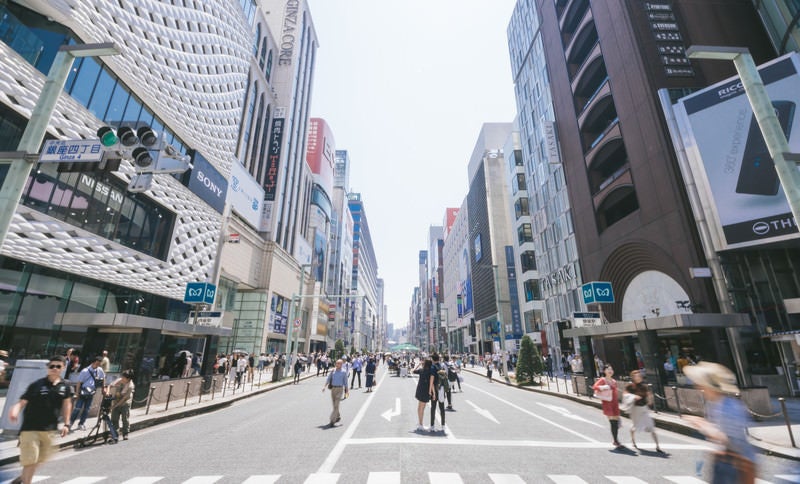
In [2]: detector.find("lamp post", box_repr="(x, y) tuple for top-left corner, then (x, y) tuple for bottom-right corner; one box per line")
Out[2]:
(683, 45), (787, 386)
(440, 307), (450, 354)
(0, 42), (120, 247)
(285, 263), (311, 376)
(492, 264), (511, 382)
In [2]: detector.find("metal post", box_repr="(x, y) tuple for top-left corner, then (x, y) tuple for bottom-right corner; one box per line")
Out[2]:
(146, 387), (155, 415)
(0, 43), (119, 247)
(211, 378), (217, 400)
(672, 386), (681, 417)
(779, 398), (797, 448)
(648, 384), (658, 413)
(184, 381), (191, 406)
(165, 384), (174, 411)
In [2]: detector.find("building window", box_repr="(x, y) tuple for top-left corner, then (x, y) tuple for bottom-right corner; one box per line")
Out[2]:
(520, 250), (536, 272)
(514, 197), (530, 219)
(518, 223), (533, 244)
(524, 279), (542, 302)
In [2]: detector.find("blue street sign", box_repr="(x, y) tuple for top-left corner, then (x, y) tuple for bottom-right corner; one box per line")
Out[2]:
(184, 282), (217, 304)
(582, 281), (615, 304)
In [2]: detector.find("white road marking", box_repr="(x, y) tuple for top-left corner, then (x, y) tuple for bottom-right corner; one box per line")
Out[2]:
(548, 476), (588, 484)
(119, 478), (165, 484)
(606, 477), (649, 484)
(241, 476), (281, 484)
(463, 383), (599, 442)
(60, 479), (107, 484)
(428, 472), (464, 483)
(316, 371), (387, 473)
(344, 437), (710, 450)
(489, 473), (526, 484)
(536, 402), (603, 427)
(664, 477), (707, 484)
(367, 472), (400, 484)
(466, 399), (500, 424)
(304, 474), (340, 484)
(776, 476), (800, 483)
(181, 478), (223, 484)
(381, 398), (401, 421)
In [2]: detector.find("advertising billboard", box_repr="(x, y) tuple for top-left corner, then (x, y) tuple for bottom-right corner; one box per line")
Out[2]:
(185, 151), (226, 213)
(228, 161), (264, 229)
(307, 118), (336, 195)
(673, 53), (800, 249)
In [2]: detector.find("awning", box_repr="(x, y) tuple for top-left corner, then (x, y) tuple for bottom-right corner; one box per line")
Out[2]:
(54, 311), (232, 337)
(563, 312), (751, 339)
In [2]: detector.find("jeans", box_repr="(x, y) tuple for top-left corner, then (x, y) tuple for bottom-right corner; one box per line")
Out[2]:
(71, 394), (94, 426)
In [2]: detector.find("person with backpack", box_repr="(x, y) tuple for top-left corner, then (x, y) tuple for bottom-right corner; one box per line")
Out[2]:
(447, 358), (461, 393)
(430, 353), (448, 433)
(441, 356), (454, 410)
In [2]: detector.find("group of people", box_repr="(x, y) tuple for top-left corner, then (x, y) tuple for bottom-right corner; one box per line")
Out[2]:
(7, 351), (136, 484)
(413, 353), (462, 434)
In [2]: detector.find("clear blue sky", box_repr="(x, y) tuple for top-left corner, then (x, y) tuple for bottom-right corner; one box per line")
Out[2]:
(307, 0), (518, 329)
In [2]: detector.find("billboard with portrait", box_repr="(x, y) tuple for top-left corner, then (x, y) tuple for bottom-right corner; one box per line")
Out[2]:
(673, 53), (800, 250)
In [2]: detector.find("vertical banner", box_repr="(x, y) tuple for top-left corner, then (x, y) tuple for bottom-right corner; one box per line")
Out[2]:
(264, 107), (286, 202)
(505, 246), (523, 338)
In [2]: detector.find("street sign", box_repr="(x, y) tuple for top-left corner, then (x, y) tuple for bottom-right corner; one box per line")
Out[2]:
(183, 282), (216, 304)
(294, 318), (302, 328)
(581, 281), (615, 304)
(188, 311), (223, 327)
(573, 312), (601, 328)
(39, 139), (103, 163)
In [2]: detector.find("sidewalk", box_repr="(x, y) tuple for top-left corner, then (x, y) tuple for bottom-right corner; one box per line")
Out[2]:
(462, 366), (800, 461)
(0, 369), (317, 466)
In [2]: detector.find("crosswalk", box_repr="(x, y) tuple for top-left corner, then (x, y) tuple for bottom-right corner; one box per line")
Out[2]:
(5, 473), (798, 483)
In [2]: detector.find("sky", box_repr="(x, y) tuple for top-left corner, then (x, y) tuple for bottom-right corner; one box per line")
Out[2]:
(306, 0), (519, 329)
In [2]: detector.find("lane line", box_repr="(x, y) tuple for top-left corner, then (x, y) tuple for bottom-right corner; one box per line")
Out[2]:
(548, 476), (588, 484)
(664, 478), (707, 484)
(119, 478), (165, 484)
(462, 383), (599, 442)
(606, 477), (649, 484)
(316, 370), (388, 473)
(241, 476), (281, 484)
(181, 478), (223, 484)
(428, 472), (464, 483)
(304, 474), (340, 484)
(60, 479), (106, 484)
(366, 472), (400, 484)
(488, 474), (526, 484)
(343, 437), (710, 450)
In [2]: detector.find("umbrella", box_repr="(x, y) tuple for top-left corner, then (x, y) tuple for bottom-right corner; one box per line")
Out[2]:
(390, 343), (420, 352)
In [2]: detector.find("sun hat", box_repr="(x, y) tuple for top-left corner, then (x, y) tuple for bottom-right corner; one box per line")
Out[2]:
(683, 361), (739, 394)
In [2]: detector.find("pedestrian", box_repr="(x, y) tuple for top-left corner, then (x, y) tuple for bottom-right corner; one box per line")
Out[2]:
(545, 354), (554, 380)
(412, 357), (434, 432)
(236, 353), (247, 388)
(592, 364), (622, 448)
(8, 355), (73, 484)
(447, 359), (461, 392)
(365, 357), (376, 392)
(70, 356), (105, 431)
(486, 360), (493, 382)
(684, 362), (756, 484)
(322, 359), (349, 428)
(108, 369), (135, 441)
(100, 350), (110, 373)
(351, 354), (363, 389)
(441, 356), (454, 409)
(248, 353), (255, 381)
(293, 357), (303, 384)
(570, 354), (584, 374)
(663, 357), (676, 383)
(624, 370), (663, 453)
(430, 353), (448, 433)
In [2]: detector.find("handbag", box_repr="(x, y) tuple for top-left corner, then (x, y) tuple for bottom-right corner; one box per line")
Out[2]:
(594, 380), (613, 401)
(80, 385), (96, 398)
(620, 392), (636, 411)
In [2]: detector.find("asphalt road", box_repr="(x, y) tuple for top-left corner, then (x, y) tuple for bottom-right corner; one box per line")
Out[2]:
(1, 364), (797, 483)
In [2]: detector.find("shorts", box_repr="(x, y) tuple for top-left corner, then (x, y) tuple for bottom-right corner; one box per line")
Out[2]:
(19, 431), (54, 466)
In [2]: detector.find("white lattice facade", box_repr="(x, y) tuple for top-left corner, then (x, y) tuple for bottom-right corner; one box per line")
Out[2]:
(0, 0), (255, 301)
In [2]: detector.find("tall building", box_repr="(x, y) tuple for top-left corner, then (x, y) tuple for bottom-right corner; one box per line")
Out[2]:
(532, 0), (778, 387)
(327, 150), (354, 343)
(347, 193), (379, 351)
(508, 0), (585, 367)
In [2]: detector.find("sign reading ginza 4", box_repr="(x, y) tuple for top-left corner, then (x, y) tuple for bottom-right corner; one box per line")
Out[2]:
(39, 139), (103, 163)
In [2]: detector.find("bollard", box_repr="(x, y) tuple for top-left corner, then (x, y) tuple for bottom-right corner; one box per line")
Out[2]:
(565, 374), (569, 395)
(250, 373), (255, 391)
(211, 378), (217, 400)
(779, 398), (797, 448)
(546, 375), (550, 391)
(258, 370), (262, 387)
(198, 380), (203, 404)
(222, 377), (228, 398)
(672, 386), (681, 417)
(146, 386), (155, 415)
(184, 381), (191, 406)
(648, 384), (658, 414)
(555, 374), (560, 393)
(165, 384), (174, 411)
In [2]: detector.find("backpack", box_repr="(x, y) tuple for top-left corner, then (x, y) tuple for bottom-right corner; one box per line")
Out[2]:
(436, 364), (450, 392)
(447, 364), (458, 382)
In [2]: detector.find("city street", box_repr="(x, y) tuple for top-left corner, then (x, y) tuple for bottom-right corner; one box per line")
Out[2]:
(1, 364), (797, 483)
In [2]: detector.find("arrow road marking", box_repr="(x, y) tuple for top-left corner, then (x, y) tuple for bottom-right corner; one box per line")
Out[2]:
(381, 398), (401, 422)
(536, 402), (603, 427)
(465, 399), (499, 424)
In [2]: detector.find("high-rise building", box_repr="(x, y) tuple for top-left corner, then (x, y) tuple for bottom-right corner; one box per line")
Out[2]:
(347, 193), (379, 351)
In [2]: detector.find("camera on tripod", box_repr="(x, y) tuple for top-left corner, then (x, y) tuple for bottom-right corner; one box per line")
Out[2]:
(100, 394), (113, 413)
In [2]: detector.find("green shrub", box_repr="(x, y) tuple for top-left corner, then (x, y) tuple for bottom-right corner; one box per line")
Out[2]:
(516, 335), (543, 385)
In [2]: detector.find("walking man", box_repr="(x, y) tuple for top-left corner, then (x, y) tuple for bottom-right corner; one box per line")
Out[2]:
(8, 355), (73, 484)
(70, 356), (105, 431)
(322, 359), (349, 427)
(350, 354), (363, 389)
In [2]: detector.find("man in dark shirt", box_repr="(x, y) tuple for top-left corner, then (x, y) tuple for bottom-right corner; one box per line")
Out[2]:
(8, 355), (73, 484)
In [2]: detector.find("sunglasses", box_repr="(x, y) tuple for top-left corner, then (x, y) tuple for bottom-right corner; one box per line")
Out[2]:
(48, 364), (63, 369)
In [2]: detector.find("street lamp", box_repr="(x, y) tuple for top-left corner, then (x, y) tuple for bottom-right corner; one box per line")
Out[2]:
(685, 45), (800, 226)
(0, 42), (120, 247)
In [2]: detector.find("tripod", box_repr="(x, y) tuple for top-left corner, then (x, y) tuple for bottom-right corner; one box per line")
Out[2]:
(75, 396), (118, 448)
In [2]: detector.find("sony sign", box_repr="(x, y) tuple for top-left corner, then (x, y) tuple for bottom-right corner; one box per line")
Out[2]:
(541, 263), (577, 292)
(184, 151), (227, 213)
(278, 0), (299, 66)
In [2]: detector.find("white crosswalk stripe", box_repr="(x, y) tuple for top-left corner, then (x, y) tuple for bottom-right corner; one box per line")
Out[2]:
(428, 472), (464, 483)
(366, 472), (400, 484)
(13, 472), (797, 483)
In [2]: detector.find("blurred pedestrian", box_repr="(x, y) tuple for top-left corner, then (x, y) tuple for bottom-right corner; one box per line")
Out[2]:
(8, 355), (73, 484)
(684, 362), (755, 484)
(351, 355), (363, 389)
(486, 360), (493, 382)
(293, 357), (303, 384)
(624, 370), (663, 453)
(108, 369), (135, 441)
(430, 353), (448, 433)
(592, 364), (622, 448)
(100, 350), (110, 373)
(365, 357), (376, 392)
(322, 359), (349, 427)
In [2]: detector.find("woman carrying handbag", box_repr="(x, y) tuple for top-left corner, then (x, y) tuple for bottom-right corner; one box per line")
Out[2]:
(592, 364), (622, 448)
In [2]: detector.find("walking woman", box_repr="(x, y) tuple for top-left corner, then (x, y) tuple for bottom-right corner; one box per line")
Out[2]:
(413, 357), (434, 432)
(625, 370), (663, 453)
(365, 357), (376, 392)
(592, 364), (622, 448)
(486, 360), (493, 382)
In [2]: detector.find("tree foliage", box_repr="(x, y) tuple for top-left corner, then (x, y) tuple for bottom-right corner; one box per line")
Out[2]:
(333, 339), (345, 360)
(516, 335), (543, 385)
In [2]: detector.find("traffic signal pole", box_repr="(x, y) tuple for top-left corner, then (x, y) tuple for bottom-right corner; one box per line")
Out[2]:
(0, 43), (119, 247)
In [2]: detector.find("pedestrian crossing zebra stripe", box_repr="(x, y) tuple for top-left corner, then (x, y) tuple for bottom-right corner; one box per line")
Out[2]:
(9, 474), (799, 483)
